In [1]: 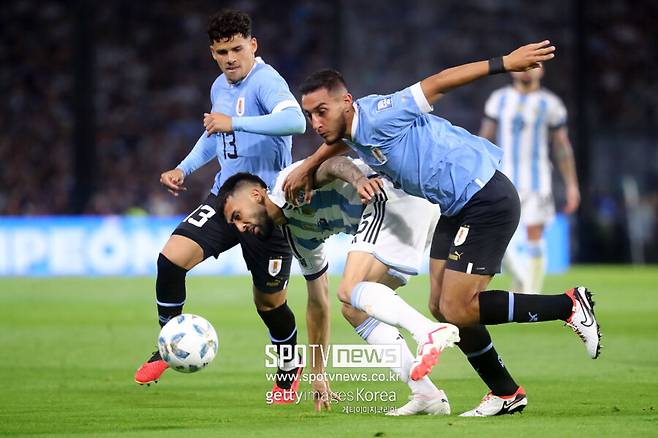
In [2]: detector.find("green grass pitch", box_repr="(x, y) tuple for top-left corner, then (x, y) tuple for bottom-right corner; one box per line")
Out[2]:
(1, 266), (657, 437)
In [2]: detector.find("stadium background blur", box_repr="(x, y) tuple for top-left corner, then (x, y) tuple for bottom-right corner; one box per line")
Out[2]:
(2, 0), (656, 265)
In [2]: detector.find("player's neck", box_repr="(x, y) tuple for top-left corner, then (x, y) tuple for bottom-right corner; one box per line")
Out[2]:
(266, 198), (287, 226)
(344, 105), (356, 140)
(513, 81), (540, 94)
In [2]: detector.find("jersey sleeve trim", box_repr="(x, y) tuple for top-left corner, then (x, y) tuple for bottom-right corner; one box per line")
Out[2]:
(303, 263), (329, 281)
(272, 99), (301, 113)
(410, 82), (434, 113)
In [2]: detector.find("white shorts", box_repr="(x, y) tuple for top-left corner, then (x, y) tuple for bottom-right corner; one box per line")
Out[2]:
(349, 181), (440, 280)
(519, 191), (555, 226)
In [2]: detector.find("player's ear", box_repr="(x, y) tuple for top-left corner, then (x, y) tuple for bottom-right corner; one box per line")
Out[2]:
(250, 37), (257, 54)
(251, 187), (263, 203)
(343, 93), (353, 110)
(209, 45), (217, 60)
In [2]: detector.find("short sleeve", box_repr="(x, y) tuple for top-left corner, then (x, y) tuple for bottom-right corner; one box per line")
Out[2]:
(484, 89), (503, 120)
(362, 82), (433, 139)
(256, 68), (301, 114)
(269, 160), (307, 208)
(281, 225), (328, 279)
(547, 95), (567, 128)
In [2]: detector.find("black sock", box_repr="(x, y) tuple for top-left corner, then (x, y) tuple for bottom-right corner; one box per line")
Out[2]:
(458, 325), (518, 396)
(156, 253), (188, 327)
(479, 290), (573, 325)
(257, 301), (298, 389)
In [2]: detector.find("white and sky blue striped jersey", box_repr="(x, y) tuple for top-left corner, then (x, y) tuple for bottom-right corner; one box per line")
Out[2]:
(177, 58), (300, 194)
(342, 82), (503, 216)
(484, 85), (567, 195)
(269, 159), (373, 276)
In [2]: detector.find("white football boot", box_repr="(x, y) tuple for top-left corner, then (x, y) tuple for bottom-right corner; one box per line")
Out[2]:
(565, 286), (601, 359)
(386, 390), (451, 416)
(409, 323), (460, 381)
(459, 386), (527, 417)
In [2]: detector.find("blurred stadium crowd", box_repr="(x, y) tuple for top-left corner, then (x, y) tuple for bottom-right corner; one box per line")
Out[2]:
(2, 0), (656, 262)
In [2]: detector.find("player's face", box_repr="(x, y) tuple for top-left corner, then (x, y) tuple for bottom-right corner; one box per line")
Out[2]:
(302, 88), (351, 144)
(511, 65), (544, 86)
(210, 34), (257, 83)
(223, 189), (275, 239)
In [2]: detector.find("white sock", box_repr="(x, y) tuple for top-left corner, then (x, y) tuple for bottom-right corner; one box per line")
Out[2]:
(503, 247), (530, 293)
(355, 317), (439, 397)
(527, 239), (546, 293)
(351, 281), (436, 343)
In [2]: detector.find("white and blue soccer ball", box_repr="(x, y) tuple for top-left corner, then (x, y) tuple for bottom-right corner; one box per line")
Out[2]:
(158, 314), (218, 373)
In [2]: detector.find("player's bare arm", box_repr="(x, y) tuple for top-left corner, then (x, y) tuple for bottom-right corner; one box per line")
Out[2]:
(282, 141), (351, 205)
(552, 126), (580, 214)
(315, 156), (383, 204)
(203, 112), (233, 136)
(479, 118), (497, 142)
(160, 168), (187, 197)
(305, 272), (340, 411)
(420, 41), (556, 105)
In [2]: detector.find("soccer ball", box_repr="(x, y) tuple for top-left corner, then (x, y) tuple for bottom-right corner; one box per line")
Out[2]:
(158, 314), (218, 373)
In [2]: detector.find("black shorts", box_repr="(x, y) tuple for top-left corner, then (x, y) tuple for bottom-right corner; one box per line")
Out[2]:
(173, 193), (292, 293)
(430, 171), (520, 275)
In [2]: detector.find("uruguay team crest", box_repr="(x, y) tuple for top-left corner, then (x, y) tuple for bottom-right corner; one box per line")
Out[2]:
(236, 97), (245, 116)
(268, 258), (283, 277)
(454, 226), (470, 246)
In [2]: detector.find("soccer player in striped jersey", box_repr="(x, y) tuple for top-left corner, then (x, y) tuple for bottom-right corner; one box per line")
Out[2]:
(480, 67), (580, 294)
(134, 10), (307, 401)
(217, 157), (459, 415)
(286, 40), (600, 416)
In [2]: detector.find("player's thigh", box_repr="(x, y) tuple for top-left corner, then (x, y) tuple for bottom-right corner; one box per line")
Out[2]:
(520, 191), (554, 235)
(168, 193), (240, 269)
(338, 251), (390, 303)
(239, 225), (293, 301)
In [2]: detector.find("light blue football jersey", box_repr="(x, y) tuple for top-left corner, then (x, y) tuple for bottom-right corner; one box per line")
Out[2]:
(343, 82), (503, 216)
(178, 58), (299, 193)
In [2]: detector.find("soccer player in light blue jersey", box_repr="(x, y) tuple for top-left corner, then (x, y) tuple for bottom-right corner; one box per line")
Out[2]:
(135, 10), (307, 403)
(217, 157), (457, 415)
(287, 41), (601, 416)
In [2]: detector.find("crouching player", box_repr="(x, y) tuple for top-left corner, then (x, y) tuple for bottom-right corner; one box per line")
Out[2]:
(217, 156), (459, 414)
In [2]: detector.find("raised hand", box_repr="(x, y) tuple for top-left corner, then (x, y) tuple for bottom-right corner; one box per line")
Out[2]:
(504, 40), (556, 72)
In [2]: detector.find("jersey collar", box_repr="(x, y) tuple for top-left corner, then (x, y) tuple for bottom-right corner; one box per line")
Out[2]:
(347, 102), (359, 141)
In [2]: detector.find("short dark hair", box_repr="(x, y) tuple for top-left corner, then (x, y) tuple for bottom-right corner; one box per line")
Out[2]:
(216, 172), (267, 217)
(208, 9), (252, 42)
(299, 69), (348, 95)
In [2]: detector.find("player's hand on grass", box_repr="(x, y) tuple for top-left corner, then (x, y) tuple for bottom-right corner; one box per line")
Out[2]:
(504, 40), (556, 72)
(203, 112), (233, 136)
(283, 162), (315, 206)
(563, 184), (581, 214)
(355, 176), (383, 204)
(160, 168), (187, 197)
(311, 379), (341, 412)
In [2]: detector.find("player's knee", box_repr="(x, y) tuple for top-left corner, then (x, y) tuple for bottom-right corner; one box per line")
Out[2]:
(336, 279), (357, 304)
(253, 289), (287, 311)
(161, 235), (204, 270)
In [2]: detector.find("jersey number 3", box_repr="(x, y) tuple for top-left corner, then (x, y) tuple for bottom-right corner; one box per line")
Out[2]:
(185, 204), (216, 227)
(222, 133), (238, 159)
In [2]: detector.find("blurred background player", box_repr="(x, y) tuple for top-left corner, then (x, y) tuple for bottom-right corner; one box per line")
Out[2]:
(134, 9), (307, 402)
(217, 156), (457, 415)
(480, 66), (580, 293)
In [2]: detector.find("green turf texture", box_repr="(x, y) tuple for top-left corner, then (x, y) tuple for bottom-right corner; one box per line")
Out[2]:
(1, 266), (657, 437)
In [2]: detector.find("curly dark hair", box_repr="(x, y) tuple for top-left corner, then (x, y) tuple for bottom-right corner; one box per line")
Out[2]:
(207, 9), (252, 42)
(299, 69), (348, 95)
